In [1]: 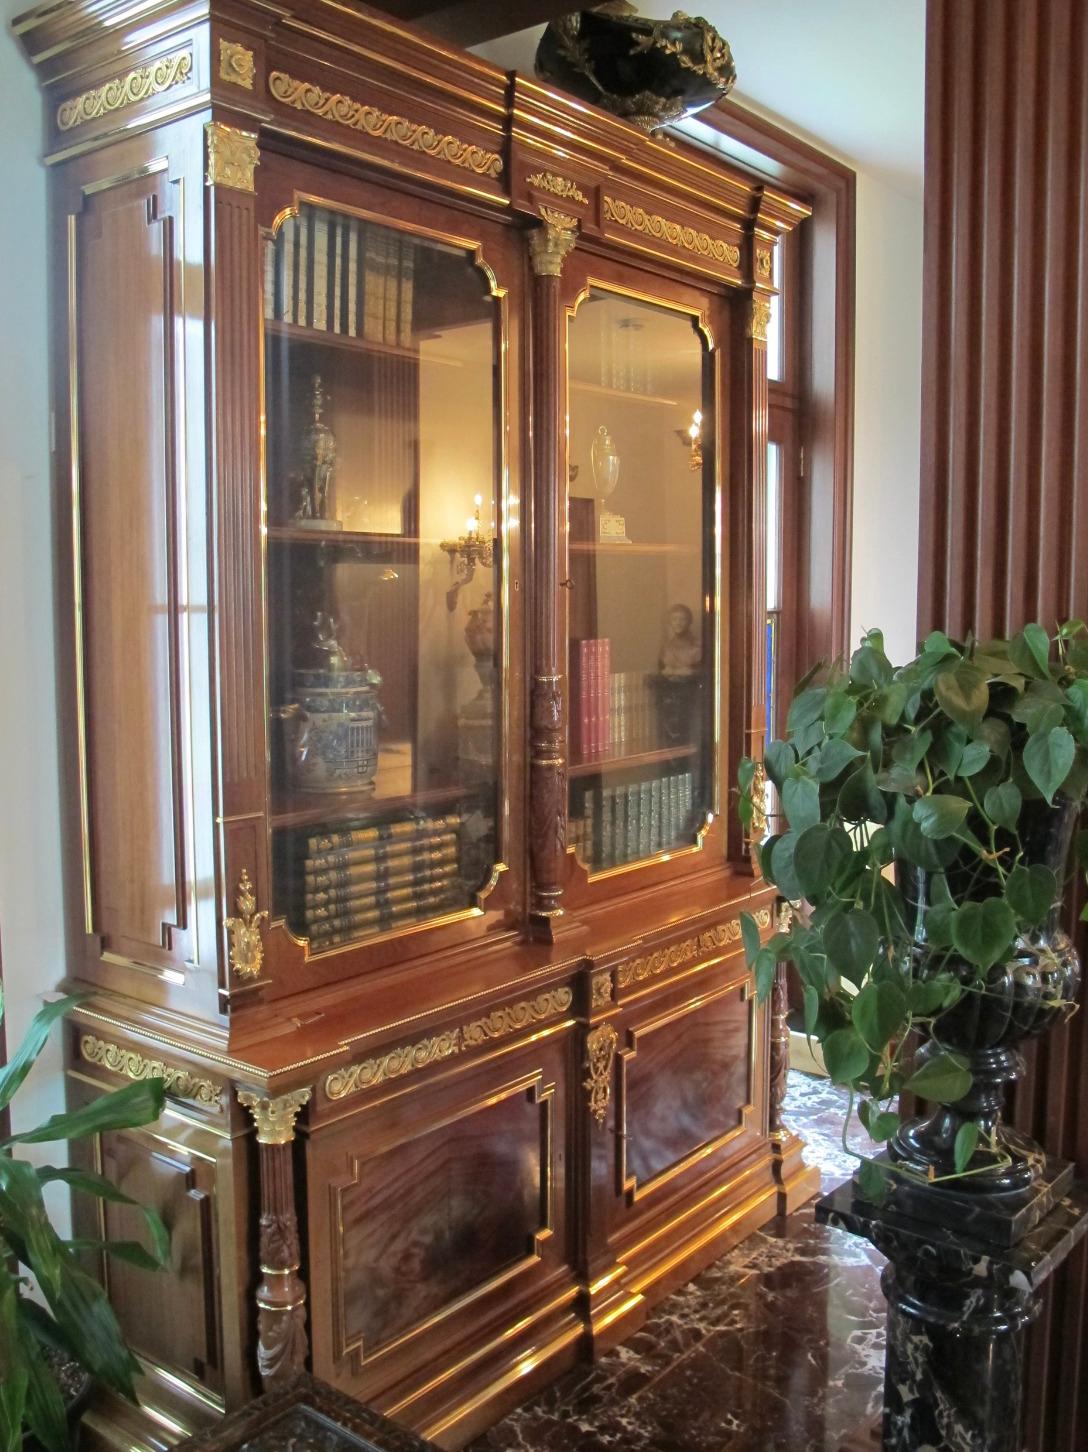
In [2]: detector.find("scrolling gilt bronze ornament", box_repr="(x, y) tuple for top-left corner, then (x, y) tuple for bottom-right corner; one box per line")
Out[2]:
(536, 3), (736, 133)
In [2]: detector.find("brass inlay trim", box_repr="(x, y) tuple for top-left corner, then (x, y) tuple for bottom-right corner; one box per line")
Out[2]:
(57, 48), (192, 132)
(748, 295), (772, 343)
(603, 196), (740, 267)
(224, 868), (267, 980)
(526, 171), (588, 205)
(80, 1034), (223, 1111)
(585, 1023), (618, 1126)
(591, 971), (613, 1008)
(324, 988), (573, 1101)
(616, 908), (770, 989)
(205, 122), (260, 192)
(237, 1087), (311, 1144)
(219, 40), (255, 90)
(268, 71), (502, 178)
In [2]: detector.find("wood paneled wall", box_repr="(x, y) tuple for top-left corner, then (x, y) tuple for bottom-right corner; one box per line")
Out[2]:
(919, 4), (1088, 1447)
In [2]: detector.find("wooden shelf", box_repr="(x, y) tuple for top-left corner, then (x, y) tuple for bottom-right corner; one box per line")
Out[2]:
(270, 741), (490, 830)
(569, 539), (699, 556)
(266, 318), (421, 363)
(570, 377), (682, 408)
(568, 743), (698, 780)
(267, 525), (419, 557)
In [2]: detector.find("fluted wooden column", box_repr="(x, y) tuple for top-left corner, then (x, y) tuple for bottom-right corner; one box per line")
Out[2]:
(918, 5), (1088, 1446)
(527, 212), (577, 939)
(237, 1088), (312, 1389)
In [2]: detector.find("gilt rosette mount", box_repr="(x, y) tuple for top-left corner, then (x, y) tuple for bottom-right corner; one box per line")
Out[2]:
(536, 3), (736, 133)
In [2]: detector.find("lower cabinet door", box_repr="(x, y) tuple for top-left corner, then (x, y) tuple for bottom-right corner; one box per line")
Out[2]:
(305, 1021), (580, 1434)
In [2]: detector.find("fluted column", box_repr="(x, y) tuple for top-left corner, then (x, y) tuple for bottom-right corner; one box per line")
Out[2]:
(237, 1087), (312, 1388)
(527, 209), (577, 938)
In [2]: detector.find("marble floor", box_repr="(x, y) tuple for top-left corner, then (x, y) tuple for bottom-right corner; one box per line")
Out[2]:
(469, 1072), (886, 1452)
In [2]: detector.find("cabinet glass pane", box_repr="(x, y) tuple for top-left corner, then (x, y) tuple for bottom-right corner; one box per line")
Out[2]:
(265, 203), (501, 950)
(567, 289), (714, 872)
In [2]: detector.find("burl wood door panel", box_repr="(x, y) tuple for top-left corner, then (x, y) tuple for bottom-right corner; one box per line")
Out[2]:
(618, 968), (757, 1207)
(308, 1031), (573, 1399)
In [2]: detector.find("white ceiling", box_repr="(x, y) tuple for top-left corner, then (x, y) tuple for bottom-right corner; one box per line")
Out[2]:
(473, 1), (926, 199)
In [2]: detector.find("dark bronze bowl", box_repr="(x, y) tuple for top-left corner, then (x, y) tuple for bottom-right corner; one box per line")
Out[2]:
(535, 6), (736, 132)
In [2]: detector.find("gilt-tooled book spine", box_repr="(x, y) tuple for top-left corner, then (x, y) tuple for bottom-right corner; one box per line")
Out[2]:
(613, 790), (628, 865)
(304, 830), (460, 879)
(346, 219), (359, 338)
(282, 217), (297, 326)
(638, 781), (653, 858)
(363, 228), (385, 343)
(312, 213), (329, 331)
(305, 875), (458, 927)
(303, 849), (459, 911)
(296, 212), (310, 327)
(398, 237), (414, 346)
(263, 237), (276, 321)
(601, 786), (615, 866)
(307, 813), (461, 857)
(307, 887), (457, 945)
(650, 777), (663, 854)
(626, 783), (640, 861)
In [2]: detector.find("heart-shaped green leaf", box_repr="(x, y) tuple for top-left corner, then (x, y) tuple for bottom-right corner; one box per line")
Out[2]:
(739, 910), (762, 967)
(906, 1049), (972, 1104)
(951, 898), (1017, 970)
(764, 739), (796, 789)
(803, 983), (820, 1036)
(823, 910), (880, 985)
(769, 832), (804, 902)
(912, 794), (970, 840)
(935, 663), (989, 730)
(823, 690), (857, 737)
(782, 775), (821, 832)
(793, 824), (853, 901)
(851, 980), (908, 1053)
(954, 1121), (980, 1174)
(983, 780), (1021, 830)
(823, 1026), (870, 1086)
(812, 737), (863, 782)
(1005, 863), (1057, 926)
(787, 687), (827, 734)
(1023, 725), (1075, 803)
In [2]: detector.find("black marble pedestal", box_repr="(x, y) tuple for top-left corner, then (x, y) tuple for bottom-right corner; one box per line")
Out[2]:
(816, 1181), (1088, 1452)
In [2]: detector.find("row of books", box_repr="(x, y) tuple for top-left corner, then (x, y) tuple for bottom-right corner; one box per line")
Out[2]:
(570, 640), (673, 762)
(265, 210), (415, 347)
(300, 811), (462, 948)
(570, 769), (697, 870)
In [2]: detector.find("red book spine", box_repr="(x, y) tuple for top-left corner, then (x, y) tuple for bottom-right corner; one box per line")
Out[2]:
(597, 639), (612, 757)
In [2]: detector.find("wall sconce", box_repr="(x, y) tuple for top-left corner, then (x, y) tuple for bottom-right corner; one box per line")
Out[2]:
(441, 493), (495, 611)
(674, 409), (703, 471)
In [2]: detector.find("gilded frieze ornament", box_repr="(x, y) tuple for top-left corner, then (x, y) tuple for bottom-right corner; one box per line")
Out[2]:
(323, 988), (573, 1101)
(205, 122), (260, 192)
(747, 296), (773, 343)
(219, 40), (256, 91)
(526, 171), (589, 206)
(755, 246), (773, 280)
(56, 48), (192, 132)
(603, 197), (740, 267)
(591, 971), (614, 1008)
(616, 908), (771, 989)
(528, 207), (579, 278)
(80, 1034), (223, 1111)
(268, 71), (503, 178)
(584, 1023), (618, 1126)
(237, 1087), (312, 1144)
(746, 760), (769, 845)
(224, 868), (268, 980)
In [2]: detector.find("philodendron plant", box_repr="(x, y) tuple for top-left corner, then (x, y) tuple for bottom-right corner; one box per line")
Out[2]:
(0, 990), (169, 1452)
(737, 623), (1088, 1198)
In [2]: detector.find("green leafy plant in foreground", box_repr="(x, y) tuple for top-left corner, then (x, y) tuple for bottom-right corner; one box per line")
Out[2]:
(0, 989), (168, 1452)
(737, 623), (1088, 1195)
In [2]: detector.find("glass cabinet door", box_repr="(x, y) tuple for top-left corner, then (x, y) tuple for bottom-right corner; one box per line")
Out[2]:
(264, 203), (503, 951)
(566, 288), (714, 873)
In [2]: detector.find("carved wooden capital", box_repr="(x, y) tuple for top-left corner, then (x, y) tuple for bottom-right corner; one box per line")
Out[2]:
(205, 121), (260, 192)
(529, 208), (578, 277)
(238, 1087), (311, 1143)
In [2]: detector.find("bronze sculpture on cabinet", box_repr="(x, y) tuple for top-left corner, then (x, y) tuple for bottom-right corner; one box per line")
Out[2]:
(11, 1), (818, 1446)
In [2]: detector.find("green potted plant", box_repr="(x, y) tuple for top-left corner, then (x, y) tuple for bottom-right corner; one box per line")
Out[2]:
(0, 989), (169, 1451)
(738, 623), (1087, 1212)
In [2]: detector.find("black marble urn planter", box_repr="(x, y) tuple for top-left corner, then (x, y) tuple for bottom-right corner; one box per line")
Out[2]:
(880, 798), (1082, 1245)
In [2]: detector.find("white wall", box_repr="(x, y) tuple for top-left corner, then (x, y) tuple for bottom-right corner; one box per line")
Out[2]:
(0, 2), (69, 1153)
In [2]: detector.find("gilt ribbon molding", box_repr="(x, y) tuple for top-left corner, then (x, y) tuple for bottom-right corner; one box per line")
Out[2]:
(603, 196), (740, 267)
(80, 1034), (223, 1111)
(526, 171), (588, 205)
(268, 71), (503, 179)
(57, 48), (192, 132)
(324, 988), (573, 1101)
(616, 907), (771, 989)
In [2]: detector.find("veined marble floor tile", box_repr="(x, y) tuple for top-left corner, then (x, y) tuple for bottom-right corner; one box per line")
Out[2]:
(470, 1072), (885, 1452)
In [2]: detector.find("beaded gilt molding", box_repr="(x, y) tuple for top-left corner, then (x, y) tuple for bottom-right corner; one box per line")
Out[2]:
(80, 1034), (223, 1111)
